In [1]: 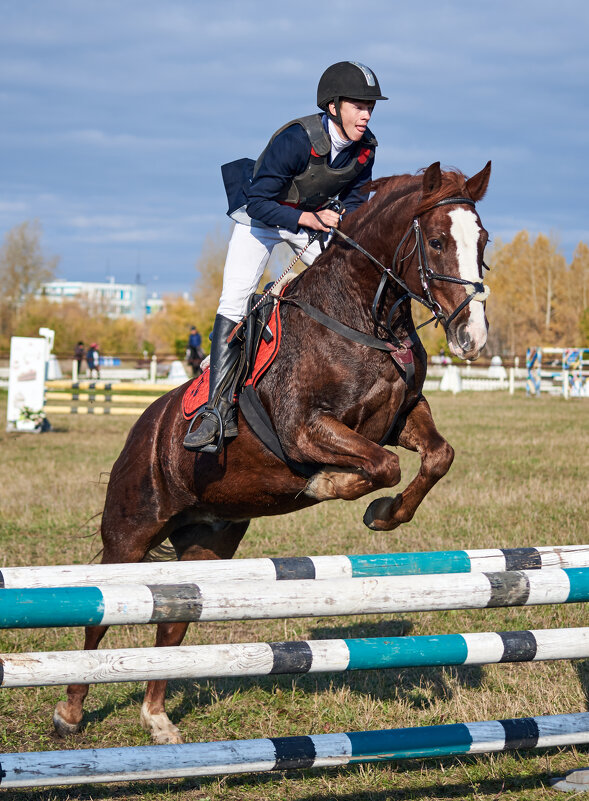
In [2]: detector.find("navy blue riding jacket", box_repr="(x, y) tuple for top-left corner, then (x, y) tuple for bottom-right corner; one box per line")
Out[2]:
(225, 114), (375, 233)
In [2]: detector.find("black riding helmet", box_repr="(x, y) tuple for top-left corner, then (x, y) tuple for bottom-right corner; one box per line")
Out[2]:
(317, 61), (387, 131)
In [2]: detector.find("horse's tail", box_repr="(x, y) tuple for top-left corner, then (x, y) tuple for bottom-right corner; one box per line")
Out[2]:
(142, 541), (177, 562)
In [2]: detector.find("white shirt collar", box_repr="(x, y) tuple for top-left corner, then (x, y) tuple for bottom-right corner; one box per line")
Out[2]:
(328, 119), (353, 163)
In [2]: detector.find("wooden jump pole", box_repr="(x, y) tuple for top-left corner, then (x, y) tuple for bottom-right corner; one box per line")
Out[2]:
(2, 712), (589, 788)
(2, 627), (589, 687)
(2, 544), (588, 588)
(1, 567), (588, 628)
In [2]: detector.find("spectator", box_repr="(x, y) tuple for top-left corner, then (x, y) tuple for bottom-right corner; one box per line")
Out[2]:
(86, 343), (100, 379)
(187, 326), (205, 377)
(74, 341), (84, 378)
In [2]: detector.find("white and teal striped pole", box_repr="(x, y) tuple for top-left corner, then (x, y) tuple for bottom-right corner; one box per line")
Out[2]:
(1, 567), (588, 628)
(2, 627), (589, 687)
(1, 712), (589, 788)
(1, 545), (588, 588)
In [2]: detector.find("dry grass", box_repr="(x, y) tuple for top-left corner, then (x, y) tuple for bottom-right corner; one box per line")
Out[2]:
(0, 389), (588, 800)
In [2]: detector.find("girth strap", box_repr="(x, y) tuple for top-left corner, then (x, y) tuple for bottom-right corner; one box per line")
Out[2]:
(239, 381), (413, 477)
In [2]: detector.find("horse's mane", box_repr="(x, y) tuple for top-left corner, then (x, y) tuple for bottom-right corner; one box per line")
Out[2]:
(343, 167), (469, 237)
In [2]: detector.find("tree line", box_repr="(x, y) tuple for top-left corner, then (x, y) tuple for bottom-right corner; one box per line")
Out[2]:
(0, 222), (228, 358)
(1, 220), (588, 360)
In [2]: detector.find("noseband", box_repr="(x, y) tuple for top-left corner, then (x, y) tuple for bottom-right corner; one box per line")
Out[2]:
(333, 196), (489, 342)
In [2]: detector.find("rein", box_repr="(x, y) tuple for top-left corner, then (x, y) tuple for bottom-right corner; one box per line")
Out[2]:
(275, 294), (415, 380)
(231, 195), (489, 373)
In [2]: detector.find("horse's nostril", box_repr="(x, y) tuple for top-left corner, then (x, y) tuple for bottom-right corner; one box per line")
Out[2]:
(457, 325), (472, 351)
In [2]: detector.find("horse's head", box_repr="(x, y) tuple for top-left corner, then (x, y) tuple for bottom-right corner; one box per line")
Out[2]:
(411, 161), (492, 360)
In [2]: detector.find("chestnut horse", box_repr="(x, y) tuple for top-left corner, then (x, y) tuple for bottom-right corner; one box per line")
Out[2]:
(54, 161), (491, 744)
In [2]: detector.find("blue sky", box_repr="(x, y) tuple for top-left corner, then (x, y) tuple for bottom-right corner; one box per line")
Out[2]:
(1, 1), (588, 296)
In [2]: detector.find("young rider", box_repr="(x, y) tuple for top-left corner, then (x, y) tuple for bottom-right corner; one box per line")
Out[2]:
(184, 61), (387, 453)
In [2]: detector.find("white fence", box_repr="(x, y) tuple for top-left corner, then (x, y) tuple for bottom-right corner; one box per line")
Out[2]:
(424, 365), (525, 394)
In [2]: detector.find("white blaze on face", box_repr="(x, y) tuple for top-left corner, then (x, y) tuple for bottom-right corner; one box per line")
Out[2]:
(448, 207), (487, 353)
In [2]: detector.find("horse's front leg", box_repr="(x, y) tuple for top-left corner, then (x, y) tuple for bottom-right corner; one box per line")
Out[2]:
(294, 415), (402, 502)
(364, 395), (454, 531)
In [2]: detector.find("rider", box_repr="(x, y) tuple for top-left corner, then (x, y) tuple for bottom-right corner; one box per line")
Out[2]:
(183, 61), (388, 453)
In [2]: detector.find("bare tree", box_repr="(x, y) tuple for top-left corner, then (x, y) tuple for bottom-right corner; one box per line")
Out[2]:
(0, 220), (59, 338)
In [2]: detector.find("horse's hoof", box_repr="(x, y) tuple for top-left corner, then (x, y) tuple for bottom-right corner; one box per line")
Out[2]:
(53, 702), (82, 736)
(152, 727), (184, 745)
(363, 495), (403, 531)
(140, 705), (184, 745)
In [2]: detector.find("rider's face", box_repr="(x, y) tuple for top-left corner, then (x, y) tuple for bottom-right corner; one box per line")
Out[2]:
(329, 98), (374, 142)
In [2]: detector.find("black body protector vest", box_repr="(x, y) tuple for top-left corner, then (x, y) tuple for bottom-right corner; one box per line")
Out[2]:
(253, 114), (377, 211)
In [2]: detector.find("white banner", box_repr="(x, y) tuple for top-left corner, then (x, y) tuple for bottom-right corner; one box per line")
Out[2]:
(6, 337), (46, 431)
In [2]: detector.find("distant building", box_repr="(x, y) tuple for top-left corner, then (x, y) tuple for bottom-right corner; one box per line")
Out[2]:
(146, 293), (165, 316)
(39, 278), (150, 321)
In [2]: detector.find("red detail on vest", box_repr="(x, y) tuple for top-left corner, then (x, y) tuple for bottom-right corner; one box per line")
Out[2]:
(278, 200), (301, 209)
(181, 304), (283, 421)
(310, 146), (320, 158)
(358, 147), (372, 165)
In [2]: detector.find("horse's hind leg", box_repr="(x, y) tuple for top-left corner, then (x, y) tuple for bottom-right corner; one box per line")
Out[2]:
(53, 624), (110, 735)
(53, 525), (162, 737)
(364, 395), (454, 531)
(139, 519), (250, 745)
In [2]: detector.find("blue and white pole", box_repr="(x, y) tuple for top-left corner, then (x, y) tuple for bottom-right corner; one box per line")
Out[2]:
(1, 712), (589, 788)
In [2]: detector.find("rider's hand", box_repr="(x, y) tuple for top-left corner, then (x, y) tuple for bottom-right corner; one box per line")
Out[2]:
(298, 209), (343, 232)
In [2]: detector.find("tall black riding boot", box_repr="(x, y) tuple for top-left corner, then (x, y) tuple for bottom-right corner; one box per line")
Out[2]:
(183, 315), (241, 453)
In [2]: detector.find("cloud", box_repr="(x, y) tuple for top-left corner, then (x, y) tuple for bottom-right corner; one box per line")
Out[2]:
(73, 228), (168, 244)
(63, 129), (189, 149)
(0, 0), (587, 291)
(0, 200), (28, 214)
(68, 209), (220, 245)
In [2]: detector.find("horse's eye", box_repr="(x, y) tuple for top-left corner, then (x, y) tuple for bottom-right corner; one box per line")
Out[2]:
(429, 239), (442, 251)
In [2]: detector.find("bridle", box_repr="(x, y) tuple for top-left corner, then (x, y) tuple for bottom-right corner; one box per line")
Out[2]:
(230, 195), (489, 367)
(331, 195), (490, 344)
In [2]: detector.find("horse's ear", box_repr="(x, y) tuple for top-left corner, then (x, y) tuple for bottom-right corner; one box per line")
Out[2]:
(422, 162), (442, 196)
(465, 161), (491, 202)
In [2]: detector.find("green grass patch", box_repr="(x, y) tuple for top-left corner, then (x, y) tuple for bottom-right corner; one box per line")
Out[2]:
(0, 391), (588, 799)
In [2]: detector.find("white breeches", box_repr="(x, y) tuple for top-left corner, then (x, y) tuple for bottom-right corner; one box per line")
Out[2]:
(217, 222), (326, 322)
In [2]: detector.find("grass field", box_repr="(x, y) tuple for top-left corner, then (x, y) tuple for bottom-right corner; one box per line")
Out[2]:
(0, 389), (588, 800)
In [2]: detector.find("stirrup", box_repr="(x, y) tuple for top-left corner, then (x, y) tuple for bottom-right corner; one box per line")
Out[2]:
(200, 407), (225, 454)
(184, 406), (225, 454)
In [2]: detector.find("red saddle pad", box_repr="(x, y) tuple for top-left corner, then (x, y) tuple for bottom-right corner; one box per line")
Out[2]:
(182, 304), (282, 421)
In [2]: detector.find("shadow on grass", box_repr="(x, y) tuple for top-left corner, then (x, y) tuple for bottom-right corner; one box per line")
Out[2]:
(0, 762), (565, 801)
(575, 659), (589, 712)
(49, 617), (487, 737)
(163, 669), (485, 725)
(159, 618), (485, 721)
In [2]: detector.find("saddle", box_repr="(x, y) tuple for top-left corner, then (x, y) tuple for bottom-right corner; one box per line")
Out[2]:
(182, 294), (273, 405)
(182, 288), (317, 476)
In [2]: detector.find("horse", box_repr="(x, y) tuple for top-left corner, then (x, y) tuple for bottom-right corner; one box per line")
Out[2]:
(53, 160), (491, 745)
